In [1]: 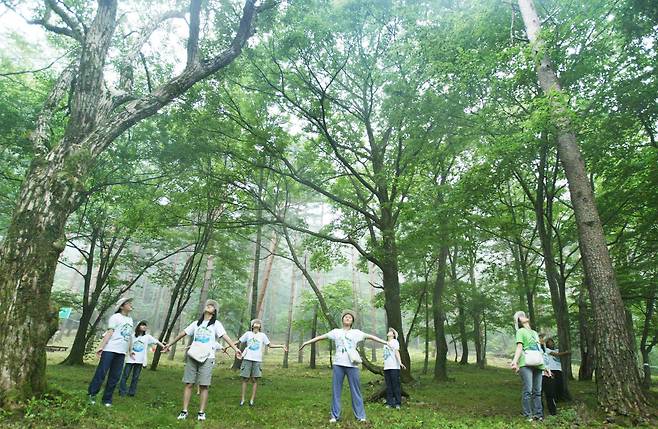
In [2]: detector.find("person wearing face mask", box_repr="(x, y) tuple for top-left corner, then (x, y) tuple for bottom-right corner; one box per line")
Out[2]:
(300, 310), (387, 424)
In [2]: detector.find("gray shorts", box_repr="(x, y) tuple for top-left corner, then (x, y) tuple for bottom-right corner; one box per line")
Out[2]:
(182, 356), (215, 386)
(240, 359), (262, 379)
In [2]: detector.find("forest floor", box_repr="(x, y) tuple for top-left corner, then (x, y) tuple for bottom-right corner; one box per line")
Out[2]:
(0, 348), (655, 428)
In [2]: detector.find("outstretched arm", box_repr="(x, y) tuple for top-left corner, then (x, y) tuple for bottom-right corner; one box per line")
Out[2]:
(363, 333), (387, 345)
(300, 334), (328, 350)
(163, 331), (187, 352)
(222, 334), (243, 359)
(268, 343), (289, 352)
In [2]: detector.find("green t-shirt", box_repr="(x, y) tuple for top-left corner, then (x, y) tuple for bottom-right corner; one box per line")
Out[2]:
(515, 327), (545, 369)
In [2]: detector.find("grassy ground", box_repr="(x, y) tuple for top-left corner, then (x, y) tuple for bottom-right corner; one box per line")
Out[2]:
(0, 348), (654, 428)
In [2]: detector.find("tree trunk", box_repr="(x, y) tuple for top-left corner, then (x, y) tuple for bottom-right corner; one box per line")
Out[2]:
(577, 287), (596, 381)
(310, 304), (318, 369)
(518, 0), (647, 415)
(424, 280), (430, 374)
(283, 265), (297, 368)
(256, 234), (278, 318)
(432, 245), (450, 381)
(379, 228), (413, 382)
(639, 288), (656, 389)
(297, 330), (304, 364)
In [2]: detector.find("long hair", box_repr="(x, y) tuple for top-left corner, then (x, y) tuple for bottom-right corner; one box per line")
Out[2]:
(134, 321), (148, 337)
(197, 311), (216, 327)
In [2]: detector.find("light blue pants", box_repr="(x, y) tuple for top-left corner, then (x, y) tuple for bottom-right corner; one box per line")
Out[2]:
(331, 365), (366, 420)
(519, 366), (543, 418)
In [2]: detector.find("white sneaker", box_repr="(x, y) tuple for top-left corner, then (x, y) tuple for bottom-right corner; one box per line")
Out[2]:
(177, 410), (188, 420)
(359, 418), (367, 422)
(103, 403), (112, 407)
(329, 417), (337, 423)
(197, 412), (206, 421)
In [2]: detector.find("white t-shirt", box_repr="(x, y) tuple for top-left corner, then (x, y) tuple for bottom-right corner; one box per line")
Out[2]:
(326, 328), (366, 368)
(239, 331), (270, 362)
(545, 347), (562, 371)
(103, 313), (134, 354)
(126, 334), (158, 366)
(383, 339), (400, 370)
(184, 319), (226, 359)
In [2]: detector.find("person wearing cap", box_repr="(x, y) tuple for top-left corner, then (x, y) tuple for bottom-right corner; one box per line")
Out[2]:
(164, 299), (242, 422)
(87, 297), (135, 406)
(237, 318), (288, 406)
(383, 327), (406, 409)
(300, 309), (387, 423)
(119, 320), (166, 397)
(510, 311), (551, 422)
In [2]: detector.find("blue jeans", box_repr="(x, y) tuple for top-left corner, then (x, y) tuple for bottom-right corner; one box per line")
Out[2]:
(384, 369), (401, 406)
(87, 351), (125, 404)
(331, 365), (366, 420)
(519, 366), (543, 418)
(119, 363), (143, 396)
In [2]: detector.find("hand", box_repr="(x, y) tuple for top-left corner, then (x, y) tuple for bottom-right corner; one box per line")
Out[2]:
(162, 345), (170, 353)
(130, 352), (136, 358)
(235, 349), (243, 360)
(96, 349), (103, 358)
(544, 369), (553, 377)
(510, 361), (519, 373)
(283, 346), (288, 353)
(400, 363), (406, 370)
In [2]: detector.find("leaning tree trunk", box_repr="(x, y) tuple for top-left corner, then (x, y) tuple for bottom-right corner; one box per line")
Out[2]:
(310, 304), (318, 369)
(0, 0), (265, 406)
(518, 0), (647, 416)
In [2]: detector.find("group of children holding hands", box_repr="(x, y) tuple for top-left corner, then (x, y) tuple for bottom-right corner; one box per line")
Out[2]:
(86, 298), (405, 423)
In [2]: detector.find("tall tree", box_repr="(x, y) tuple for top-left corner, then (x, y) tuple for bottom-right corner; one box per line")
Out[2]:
(517, 0), (646, 416)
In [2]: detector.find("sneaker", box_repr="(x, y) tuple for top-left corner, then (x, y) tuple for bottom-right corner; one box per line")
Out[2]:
(197, 412), (206, 421)
(359, 418), (367, 422)
(526, 418), (534, 422)
(395, 405), (401, 409)
(249, 400), (254, 407)
(385, 405), (392, 409)
(329, 417), (337, 423)
(103, 403), (112, 407)
(534, 416), (544, 422)
(239, 400), (245, 406)
(177, 410), (188, 420)
(87, 395), (96, 405)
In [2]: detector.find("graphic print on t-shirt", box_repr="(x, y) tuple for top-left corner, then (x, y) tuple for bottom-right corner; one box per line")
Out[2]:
(247, 337), (261, 351)
(194, 326), (213, 343)
(132, 339), (146, 353)
(383, 345), (392, 361)
(120, 323), (133, 342)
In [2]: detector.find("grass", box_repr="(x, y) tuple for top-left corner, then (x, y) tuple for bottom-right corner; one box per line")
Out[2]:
(0, 348), (654, 428)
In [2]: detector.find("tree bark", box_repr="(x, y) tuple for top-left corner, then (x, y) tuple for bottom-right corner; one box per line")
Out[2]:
(518, 0), (647, 415)
(432, 245), (450, 381)
(310, 304), (318, 369)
